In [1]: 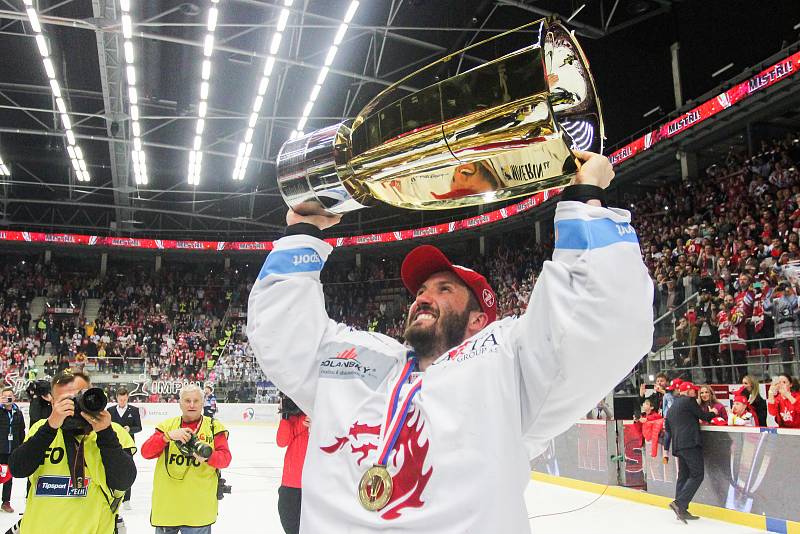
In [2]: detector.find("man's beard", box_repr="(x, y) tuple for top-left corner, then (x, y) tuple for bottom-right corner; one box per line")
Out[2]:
(403, 306), (471, 358)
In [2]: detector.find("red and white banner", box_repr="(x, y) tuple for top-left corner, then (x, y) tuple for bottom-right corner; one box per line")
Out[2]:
(1, 51), (797, 254)
(609, 51), (800, 166)
(0, 189), (558, 252)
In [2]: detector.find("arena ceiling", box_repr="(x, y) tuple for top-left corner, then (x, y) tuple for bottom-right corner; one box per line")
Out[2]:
(0, 0), (797, 241)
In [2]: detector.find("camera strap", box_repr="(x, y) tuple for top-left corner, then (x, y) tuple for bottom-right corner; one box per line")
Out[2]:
(67, 435), (86, 491)
(164, 416), (203, 481)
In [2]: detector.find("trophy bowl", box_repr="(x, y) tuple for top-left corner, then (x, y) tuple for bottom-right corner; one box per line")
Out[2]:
(276, 18), (604, 216)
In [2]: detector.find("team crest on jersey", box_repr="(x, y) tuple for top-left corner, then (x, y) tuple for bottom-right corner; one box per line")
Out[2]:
(320, 409), (432, 520)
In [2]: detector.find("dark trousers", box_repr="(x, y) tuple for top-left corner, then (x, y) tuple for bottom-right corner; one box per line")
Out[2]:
(674, 447), (704, 511)
(696, 337), (717, 383)
(0, 453), (11, 503)
(777, 339), (797, 375)
(278, 485), (302, 534)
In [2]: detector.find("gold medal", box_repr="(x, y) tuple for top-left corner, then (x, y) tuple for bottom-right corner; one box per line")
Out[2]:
(358, 464), (393, 511)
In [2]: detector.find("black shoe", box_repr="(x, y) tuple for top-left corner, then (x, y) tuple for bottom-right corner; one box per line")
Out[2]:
(669, 501), (688, 524)
(684, 510), (700, 520)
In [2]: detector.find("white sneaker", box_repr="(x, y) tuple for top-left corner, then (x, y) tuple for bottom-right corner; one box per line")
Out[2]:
(122, 501), (132, 511)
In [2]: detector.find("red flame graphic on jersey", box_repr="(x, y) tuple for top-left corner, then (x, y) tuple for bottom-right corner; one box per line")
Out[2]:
(320, 408), (432, 520)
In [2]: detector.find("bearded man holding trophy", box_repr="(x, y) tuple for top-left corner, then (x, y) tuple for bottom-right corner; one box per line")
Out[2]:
(248, 19), (653, 533)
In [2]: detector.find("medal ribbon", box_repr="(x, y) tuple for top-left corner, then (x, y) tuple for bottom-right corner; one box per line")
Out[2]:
(376, 357), (423, 466)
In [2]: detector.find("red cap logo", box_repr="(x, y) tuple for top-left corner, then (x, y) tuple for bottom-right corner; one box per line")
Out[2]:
(482, 288), (495, 309)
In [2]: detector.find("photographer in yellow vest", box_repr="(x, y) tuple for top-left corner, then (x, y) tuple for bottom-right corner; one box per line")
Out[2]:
(9, 370), (137, 534)
(141, 384), (231, 533)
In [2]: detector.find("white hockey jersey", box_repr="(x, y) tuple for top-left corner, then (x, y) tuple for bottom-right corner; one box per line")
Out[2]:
(247, 201), (654, 533)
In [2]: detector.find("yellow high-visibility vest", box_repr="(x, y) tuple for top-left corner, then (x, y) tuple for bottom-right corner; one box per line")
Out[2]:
(20, 420), (135, 534)
(150, 416), (228, 527)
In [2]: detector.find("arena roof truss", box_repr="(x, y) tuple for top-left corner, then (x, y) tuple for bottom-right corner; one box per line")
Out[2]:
(0, 0), (683, 240)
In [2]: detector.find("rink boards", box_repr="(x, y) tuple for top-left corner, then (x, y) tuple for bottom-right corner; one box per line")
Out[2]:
(531, 419), (800, 534)
(15, 402), (281, 427)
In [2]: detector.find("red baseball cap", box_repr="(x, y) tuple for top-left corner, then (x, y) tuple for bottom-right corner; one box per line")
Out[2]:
(678, 381), (700, 393)
(401, 245), (497, 324)
(666, 378), (684, 391)
(732, 395), (750, 406)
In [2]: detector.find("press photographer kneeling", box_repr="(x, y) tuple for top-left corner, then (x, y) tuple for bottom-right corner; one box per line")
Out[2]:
(142, 384), (232, 534)
(9, 371), (137, 534)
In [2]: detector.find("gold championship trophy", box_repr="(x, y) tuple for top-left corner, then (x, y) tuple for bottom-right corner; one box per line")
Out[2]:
(276, 18), (604, 215)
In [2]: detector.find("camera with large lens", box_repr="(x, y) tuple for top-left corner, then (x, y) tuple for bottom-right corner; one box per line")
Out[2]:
(174, 434), (213, 459)
(217, 477), (232, 500)
(62, 388), (108, 431)
(278, 392), (303, 420)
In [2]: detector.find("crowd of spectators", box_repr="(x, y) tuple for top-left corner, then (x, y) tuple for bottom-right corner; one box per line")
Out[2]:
(630, 133), (800, 382)
(0, 259), (267, 401)
(2, 132), (800, 403)
(638, 372), (800, 430)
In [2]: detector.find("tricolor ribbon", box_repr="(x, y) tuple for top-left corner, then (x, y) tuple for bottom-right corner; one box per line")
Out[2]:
(376, 357), (423, 466)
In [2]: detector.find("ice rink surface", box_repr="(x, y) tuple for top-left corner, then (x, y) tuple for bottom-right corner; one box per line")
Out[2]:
(0, 424), (763, 533)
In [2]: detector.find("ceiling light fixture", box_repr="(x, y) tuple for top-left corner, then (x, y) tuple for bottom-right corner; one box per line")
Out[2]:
(287, 1), (359, 142)
(230, 0), (294, 181)
(23, 2), (90, 182)
(188, 0), (222, 186)
(119, 0), (148, 185)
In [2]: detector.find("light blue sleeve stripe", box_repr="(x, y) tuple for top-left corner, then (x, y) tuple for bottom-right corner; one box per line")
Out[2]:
(554, 218), (639, 250)
(258, 247), (325, 279)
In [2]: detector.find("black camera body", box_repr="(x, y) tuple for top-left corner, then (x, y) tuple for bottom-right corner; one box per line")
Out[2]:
(174, 434), (213, 459)
(62, 388), (108, 432)
(217, 477), (232, 500)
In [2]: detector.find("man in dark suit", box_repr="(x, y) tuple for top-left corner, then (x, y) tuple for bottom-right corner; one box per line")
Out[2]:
(664, 381), (716, 523)
(109, 387), (141, 509)
(0, 387), (25, 513)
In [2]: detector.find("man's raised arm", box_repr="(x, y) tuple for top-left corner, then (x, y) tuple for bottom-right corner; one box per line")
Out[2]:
(247, 213), (343, 414)
(509, 152), (654, 458)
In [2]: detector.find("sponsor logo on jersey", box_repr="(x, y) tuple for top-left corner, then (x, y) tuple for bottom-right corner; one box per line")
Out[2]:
(319, 345), (395, 390)
(441, 331), (500, 364)
(334, 348), (358, 360)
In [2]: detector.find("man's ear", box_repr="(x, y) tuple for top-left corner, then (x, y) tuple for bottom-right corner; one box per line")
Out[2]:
(468, 311), (489, 333)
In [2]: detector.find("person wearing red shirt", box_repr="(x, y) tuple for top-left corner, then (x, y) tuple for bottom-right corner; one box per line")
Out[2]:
(276, 394), (309, 534)
(767, 374), (800, 428)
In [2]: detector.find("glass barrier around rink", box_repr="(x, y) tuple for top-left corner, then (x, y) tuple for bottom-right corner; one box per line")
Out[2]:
(647, 334), (800, 385)
(651, 291), (700, 354)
